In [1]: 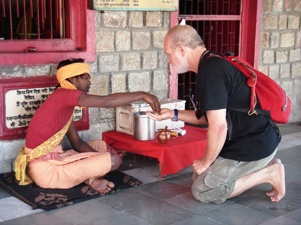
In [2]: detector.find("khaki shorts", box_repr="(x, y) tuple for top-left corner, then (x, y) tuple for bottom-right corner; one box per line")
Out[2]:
(191, 150), (277, 204)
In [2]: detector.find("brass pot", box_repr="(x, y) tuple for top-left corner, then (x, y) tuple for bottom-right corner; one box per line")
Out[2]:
(157, 128), (171, 144)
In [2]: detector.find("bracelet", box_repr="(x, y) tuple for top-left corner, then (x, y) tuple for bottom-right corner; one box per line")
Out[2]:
(171, 109), (178, 121)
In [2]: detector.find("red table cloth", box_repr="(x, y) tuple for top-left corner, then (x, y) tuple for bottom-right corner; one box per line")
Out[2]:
(102, 125), (207, 177)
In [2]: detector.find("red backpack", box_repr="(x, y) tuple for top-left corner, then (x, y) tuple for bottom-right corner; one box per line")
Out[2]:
(213, 55), (291, 124)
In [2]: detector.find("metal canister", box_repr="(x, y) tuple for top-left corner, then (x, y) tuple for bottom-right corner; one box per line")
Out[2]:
(130, 100), (149, 108)
(134, 111), (155, 141)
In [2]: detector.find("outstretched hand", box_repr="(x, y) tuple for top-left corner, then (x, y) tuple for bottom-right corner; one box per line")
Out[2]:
(193, 159), (209, 175)
(146, 108), (173, 121)
(143, 94), (161, 114)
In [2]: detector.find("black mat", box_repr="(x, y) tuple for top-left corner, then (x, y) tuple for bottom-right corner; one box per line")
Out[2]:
(0, 170), (142, 211)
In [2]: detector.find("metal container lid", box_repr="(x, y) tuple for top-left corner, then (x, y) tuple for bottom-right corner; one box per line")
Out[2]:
(130, 100), (149, 107)
(134, 111), (147, 117)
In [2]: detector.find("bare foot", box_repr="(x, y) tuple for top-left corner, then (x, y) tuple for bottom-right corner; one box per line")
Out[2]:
(268, 158), (281, 165)
(266, 158), (282, 197)
(265, 158), (286, 202)
(91, 178), (115, 194)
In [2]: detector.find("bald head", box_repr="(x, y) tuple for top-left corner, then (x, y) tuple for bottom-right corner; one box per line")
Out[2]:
(165, 25), (205, 50)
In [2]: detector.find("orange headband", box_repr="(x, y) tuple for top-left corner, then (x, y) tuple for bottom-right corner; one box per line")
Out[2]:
(56, 63), (90, 90)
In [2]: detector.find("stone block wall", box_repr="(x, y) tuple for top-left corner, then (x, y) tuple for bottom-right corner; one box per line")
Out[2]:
(260, 0), (301, 122)
(84, 11), (170, 141)
(0, 11), (170, 173)
(0, 2), (300, 173)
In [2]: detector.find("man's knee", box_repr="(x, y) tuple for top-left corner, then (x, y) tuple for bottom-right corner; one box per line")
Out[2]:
(191, 180), (231, 204)
(191, 181), (212, 203)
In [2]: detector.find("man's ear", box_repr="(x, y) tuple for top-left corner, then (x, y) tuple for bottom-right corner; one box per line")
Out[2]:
(68, 77), (76, 84)
(178, 44), (185, 56)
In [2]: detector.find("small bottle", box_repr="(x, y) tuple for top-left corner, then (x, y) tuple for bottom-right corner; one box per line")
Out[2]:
(170, 129), (186, 137)
(170, 131), (179, 137)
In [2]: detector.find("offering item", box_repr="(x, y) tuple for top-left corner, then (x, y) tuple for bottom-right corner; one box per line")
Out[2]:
(157, 126), (171, 144)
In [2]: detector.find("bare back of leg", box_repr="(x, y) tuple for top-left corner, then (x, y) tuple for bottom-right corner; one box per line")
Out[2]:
(229, 158), (285, 202)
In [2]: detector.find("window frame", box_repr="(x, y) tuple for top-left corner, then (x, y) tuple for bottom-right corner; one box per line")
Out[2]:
(0, 0), (95, 65)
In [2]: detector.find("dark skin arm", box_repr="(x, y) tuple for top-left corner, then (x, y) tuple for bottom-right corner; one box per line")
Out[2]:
(78, 91), (161, 114)
(66, 122), (96, 152)
(43, 122), (93, 158)
(66, 92), (161, 153)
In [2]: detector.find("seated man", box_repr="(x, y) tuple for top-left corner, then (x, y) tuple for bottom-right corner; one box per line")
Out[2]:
(14, 58), (160, 194)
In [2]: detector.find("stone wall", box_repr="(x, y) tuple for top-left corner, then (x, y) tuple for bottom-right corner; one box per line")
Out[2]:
(0, 11), (170, 173)
(0, 1), (300, 174)
(259, 0), (301, 122)
(80, 11), (170, 142)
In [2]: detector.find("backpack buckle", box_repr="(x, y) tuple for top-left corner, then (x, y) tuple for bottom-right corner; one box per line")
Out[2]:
(248, 109), (258, 116)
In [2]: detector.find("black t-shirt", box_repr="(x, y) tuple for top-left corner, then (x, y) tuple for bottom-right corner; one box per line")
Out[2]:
(196, 52), (281, 161)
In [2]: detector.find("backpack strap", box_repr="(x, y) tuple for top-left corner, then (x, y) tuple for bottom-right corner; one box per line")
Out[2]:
(207, 54), (282, 139)
(227, 108), (281, 140)
(229, 57), (258, 116)
(227, 107), (270, 117)
(210, 54), (259, 115)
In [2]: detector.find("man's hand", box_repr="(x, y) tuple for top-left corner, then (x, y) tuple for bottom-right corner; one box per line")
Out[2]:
(193, 159), (209, 175)
(143, 94), (161, 114)
(146, 108), (173, 121)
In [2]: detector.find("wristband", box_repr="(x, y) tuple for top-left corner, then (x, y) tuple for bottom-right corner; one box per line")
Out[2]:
(171, 109), (178, 121)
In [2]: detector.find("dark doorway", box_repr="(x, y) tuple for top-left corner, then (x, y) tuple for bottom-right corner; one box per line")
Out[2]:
(171, 0), (261, 110)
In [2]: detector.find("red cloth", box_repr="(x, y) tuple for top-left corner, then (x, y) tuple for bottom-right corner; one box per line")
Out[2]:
(102, 125), (207, 177)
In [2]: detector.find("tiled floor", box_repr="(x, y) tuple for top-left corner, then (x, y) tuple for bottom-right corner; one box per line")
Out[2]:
(0, 123), (301, 225)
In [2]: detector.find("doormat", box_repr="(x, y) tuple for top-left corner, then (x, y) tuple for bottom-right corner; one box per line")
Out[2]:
(0, 170), (142, 211)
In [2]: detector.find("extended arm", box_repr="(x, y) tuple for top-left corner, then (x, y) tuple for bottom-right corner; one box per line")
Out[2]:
(147, 108), (208, 125)
(78, 91), (161, 113)
(193, 109), (228, 174)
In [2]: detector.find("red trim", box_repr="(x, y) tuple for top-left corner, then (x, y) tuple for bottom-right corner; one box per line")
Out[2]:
(254, 0), (262, 69)
(170, 11), (179, 28)
(169, 11), (179, 98)
(169, 0), (261, 99)
(240, 0), (261, 67)
(0, 76), (89, 140)
(0, 1), (95, 65)
(178, 15), (241, 21)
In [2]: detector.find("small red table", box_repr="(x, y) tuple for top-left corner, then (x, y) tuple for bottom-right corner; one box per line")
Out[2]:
(102, 125), (207, 177)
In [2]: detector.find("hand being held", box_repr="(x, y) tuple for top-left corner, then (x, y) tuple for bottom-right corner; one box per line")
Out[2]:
(146, 108), (173, 121)
(143, 94), (161, 114)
